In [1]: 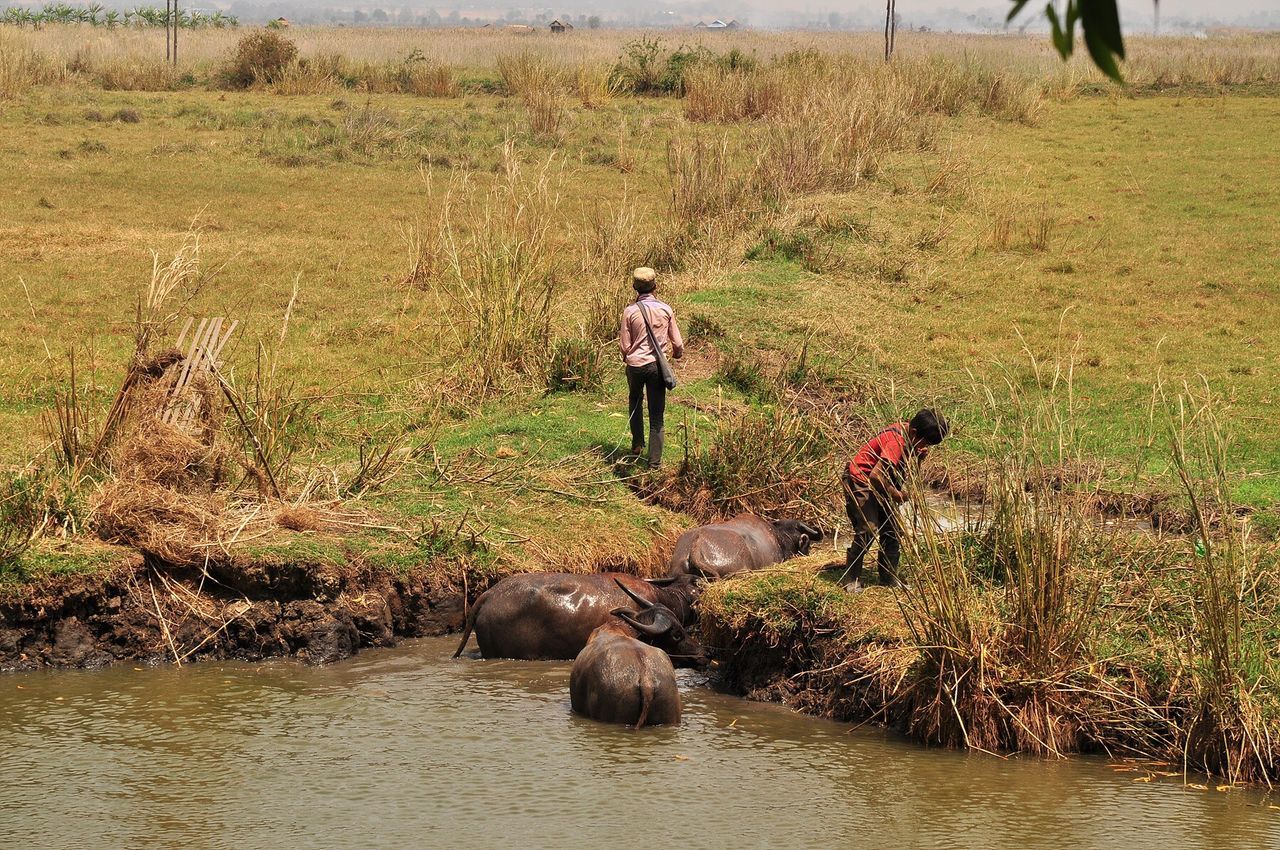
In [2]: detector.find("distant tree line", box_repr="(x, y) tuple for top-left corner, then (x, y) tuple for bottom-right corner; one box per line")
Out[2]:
(1, 3), (238, 27)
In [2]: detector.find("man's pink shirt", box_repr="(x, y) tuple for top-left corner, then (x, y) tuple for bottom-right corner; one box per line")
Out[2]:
(618, 295), (684, 367)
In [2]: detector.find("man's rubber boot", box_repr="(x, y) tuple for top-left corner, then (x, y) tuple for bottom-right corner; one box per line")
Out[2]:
(842, 546), (864, 593)
(879, 562), (907, 591)
(648, 427), (664, 469)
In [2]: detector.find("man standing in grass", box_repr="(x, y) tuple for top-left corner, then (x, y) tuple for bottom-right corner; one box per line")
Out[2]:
(841, 408), (949, 591)
(618, 267), (684, 468)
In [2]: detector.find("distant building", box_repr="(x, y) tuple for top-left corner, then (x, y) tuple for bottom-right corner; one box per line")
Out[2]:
(702, 19), (740, 30)
(549, 19), (573, 32)
(694, 20), (708, 28)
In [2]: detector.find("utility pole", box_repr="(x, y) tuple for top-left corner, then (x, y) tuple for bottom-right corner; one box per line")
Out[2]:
(884, 0), (897, 61)
(164, 0), (178, 65)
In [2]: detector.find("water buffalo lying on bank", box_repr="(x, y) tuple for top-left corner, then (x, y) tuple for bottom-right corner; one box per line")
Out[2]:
(667, 514), (823, 579)
(452, 572), (702, 662)
(570, 584), (702, 727)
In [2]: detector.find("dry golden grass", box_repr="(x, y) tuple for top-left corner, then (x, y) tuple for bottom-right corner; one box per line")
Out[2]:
(268, 60), (343, 96)
(573, 62), (624, 109)
(93, 57), (183, 91)
(2, 26), (1279, 97)
(497, 51), (569, 138)
(0, 29), (69, 99)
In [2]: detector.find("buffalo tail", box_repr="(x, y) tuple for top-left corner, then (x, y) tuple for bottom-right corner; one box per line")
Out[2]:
(451, 588), (488, 658)
(635, 674), (654, 729)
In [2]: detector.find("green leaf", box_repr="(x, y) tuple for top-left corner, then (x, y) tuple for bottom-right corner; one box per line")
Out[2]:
(1080, 0), (1126, 59)
(1079, 0), (1126, 81)
(1007, 0), (1036, 22)
(1023, 0), (1126, 82)
(1045, 1), (1077, 59)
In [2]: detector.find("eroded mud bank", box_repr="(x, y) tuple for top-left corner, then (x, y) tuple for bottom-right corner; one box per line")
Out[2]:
(0, 553), (464, 671)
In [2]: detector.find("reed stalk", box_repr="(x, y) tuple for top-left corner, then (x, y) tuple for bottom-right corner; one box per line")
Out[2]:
(1168, 382), (1278, 785)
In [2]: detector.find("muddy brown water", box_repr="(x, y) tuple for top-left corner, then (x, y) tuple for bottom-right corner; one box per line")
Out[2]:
(3, 636), (1276, 850)
(916, 493), (1157, 537)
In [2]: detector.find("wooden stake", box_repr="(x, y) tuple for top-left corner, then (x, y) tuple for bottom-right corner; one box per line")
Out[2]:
(213, 367), (284, 500)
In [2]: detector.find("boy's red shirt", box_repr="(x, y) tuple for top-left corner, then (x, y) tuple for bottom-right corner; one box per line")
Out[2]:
(846, 423), (928, 483)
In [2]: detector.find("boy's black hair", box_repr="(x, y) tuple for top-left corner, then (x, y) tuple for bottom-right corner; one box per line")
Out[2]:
(910, 408), (949, 445)
(633, 276), (656, 294)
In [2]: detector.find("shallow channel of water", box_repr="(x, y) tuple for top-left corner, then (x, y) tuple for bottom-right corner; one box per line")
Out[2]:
(2, 636), (1276, 850)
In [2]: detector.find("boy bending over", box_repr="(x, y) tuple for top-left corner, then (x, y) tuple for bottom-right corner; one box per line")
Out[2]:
(841, 408), (949, 591)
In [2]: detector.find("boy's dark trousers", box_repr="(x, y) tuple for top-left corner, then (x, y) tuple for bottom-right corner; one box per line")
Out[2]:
(841, 469), (902, 587)
(626, 362), (666, 466)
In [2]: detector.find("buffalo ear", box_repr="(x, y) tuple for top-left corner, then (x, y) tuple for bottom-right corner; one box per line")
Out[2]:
(798, 533), (811, 554)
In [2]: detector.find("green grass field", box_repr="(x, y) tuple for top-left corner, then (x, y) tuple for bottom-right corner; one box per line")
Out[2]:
(2, 81), (1277, 513)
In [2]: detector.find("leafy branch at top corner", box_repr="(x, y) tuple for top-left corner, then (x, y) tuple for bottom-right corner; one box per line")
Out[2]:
(1007, 0), (1129, 82)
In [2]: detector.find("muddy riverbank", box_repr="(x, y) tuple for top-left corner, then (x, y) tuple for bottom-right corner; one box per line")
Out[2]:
(696, 557), (1274, 785)
(0, 550), (464, 671)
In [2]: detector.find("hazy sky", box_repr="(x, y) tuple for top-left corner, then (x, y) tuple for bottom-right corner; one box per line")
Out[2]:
(739, 0), (1280, 22)
(232, 0), (1280, 28)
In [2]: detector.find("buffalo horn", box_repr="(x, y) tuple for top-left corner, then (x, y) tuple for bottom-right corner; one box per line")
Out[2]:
(643, 576), (680, 587)
(798, 522), (823, 540)
(615, 610), (668, 638)
(614, 578), (655, 609)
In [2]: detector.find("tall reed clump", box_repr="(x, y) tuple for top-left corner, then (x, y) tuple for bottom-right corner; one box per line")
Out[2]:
(339, 52), (458, 96)
(1168, 385), (1279, 785)
(580, 195), (653, 342)
(545, 336), (606, 393)
(656, 406), (834, 521)
(413, 142), (560, 393)
(894, 58), (1045, 124)
(898, 363), (1123, 757)
(680, 55), (1038, 208)
(0, 470), (53, 570)
(269, 60), (342, 96)
(0, 34), (34, 99)
(95, 58), (184, 92)
(677, 59), (912, 214)
(0, 32), (65, 99)
(574, 62), (623, 109)
(394, 58), (456, 97)
(498, 51), (567, 141)
(682, 62), (786, 122)
(665, 133), (760, 239)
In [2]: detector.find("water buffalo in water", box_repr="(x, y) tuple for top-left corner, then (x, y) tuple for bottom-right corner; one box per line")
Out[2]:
(667, 514), (823, 579)
(570, 586), (704, 727)
(451, 572), (703, 662)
